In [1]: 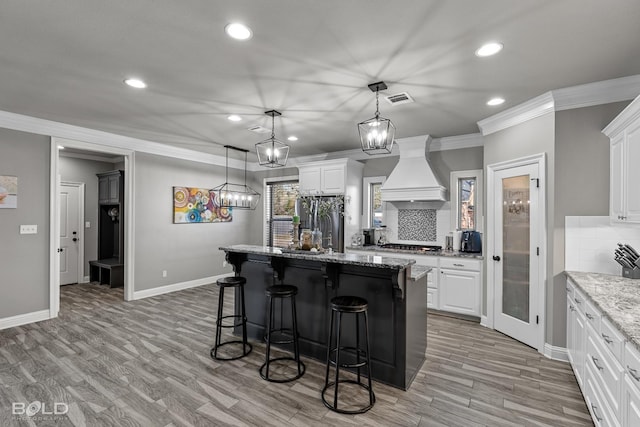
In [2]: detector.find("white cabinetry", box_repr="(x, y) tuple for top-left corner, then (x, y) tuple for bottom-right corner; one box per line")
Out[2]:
(566, 276), (640, 426)
(298, 159), (363, 245)
(439, 258), (481, 317)
(603, 94), (640, 223)
(297, 159), (358, 196)
(344, 249), (482, 316)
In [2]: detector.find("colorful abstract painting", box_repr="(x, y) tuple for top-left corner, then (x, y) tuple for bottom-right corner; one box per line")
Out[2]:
(0, 175), (17, 209)
(173, 187), (232, 223)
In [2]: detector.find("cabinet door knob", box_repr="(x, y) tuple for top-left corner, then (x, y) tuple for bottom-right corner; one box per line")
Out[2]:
(601, 333), (613, 344)
(492, 255), (501, 261)
(628, 366), (640, 382)
(590, 404), (603, 423)
(591, 356), (604, 371)
(586, 313), (594, 320)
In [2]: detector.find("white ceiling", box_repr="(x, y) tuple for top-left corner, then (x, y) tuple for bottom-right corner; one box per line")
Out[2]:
(1, 1), (640, 160)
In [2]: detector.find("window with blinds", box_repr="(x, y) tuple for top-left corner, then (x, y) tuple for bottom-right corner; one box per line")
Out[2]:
(265, 181), (299, 248)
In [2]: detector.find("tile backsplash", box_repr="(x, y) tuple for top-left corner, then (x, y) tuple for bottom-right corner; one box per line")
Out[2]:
(398, 209), (437, 241)
(565, 216), (640, 275)
(384, 201), (451, 245)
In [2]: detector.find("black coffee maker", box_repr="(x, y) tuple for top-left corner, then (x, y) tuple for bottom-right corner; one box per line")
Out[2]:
(460, 231), (482, 253)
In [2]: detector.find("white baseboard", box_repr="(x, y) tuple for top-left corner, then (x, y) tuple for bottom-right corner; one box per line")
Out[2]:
(132, 274), (232, 300)
(0, 309), (51, 330)
(544, 343), (569, 362)
(480, 315), (490, 328)
(83, 275), (90, 283)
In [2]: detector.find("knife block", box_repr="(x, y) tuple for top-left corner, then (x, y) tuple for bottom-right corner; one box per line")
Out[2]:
(622, 266), (640, 279)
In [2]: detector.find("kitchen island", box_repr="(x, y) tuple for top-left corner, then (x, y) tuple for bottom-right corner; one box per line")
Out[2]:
(220, 244), (428, 390)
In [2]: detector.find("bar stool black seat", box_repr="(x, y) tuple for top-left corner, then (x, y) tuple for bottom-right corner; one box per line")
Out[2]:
(260, 284), (305, 383)
(322, 295), (375, 414)
(210, 276), (252, 361)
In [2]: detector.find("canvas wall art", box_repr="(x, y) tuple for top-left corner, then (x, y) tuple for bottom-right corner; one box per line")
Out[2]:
(173, 187), (232, 223)
(0, 175), (17, 209)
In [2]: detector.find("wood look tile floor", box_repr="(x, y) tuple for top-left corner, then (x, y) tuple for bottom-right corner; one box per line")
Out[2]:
(0, 283), (592, 426)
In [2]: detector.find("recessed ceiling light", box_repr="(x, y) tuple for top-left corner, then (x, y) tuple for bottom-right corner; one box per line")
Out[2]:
(487, 97), (505, 106)
(227, 115), (242, 122)
(475, 42), (503, 57)
(124, 78), (147, 89)
(287, 136), (298, 141)
(225, 23), (252, 40)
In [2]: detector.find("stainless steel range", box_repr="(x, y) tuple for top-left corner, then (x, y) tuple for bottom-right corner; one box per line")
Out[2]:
(380, 243), (442, 252)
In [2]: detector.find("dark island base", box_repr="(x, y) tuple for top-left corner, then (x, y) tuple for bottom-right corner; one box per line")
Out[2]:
(226, 252), (427, 390)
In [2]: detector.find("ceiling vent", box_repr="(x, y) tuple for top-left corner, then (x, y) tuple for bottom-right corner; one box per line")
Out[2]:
(247, 125), (271, 134)
(384, 92), (414, 105)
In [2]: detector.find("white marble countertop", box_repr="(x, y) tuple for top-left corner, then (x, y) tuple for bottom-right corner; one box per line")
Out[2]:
(346, 245), (484, 259)
(565, 271), (640, 352)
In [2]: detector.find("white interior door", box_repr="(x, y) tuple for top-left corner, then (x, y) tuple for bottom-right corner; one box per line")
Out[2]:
(59, 184), (81, 285)
(492, 163), (541, 349)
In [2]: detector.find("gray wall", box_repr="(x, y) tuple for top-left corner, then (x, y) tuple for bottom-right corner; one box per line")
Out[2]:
(361, 146), (484, 193)
(133, 153), (262, 291)
(552, 101), (628, 346)
(0, 129), (50, 318)
(58, 156), (120, 277)
(483, 112), (556, 337)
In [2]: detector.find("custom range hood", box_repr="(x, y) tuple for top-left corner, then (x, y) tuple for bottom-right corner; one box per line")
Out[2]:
(380, 136), (446, 202)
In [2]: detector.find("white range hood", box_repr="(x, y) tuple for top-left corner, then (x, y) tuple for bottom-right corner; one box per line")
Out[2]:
(380, 136), (447, 202)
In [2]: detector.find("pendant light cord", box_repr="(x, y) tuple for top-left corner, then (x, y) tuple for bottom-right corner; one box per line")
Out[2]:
(375, 89), (380, 119)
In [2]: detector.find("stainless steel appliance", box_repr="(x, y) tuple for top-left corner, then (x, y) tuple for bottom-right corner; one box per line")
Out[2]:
(296, 196), (344, 252)
(460, 231), (482, 253)
(362, 227), (387, 246)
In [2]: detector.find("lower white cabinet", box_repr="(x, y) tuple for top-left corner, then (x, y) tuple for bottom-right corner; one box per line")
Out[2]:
(439, 268), (480, 316)
(566, 276), (640, 426)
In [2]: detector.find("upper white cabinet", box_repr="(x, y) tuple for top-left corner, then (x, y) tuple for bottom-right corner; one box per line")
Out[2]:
(298, 159), (360, 195)
(298, 159), (364, 243)
(603, 95), (640, 223)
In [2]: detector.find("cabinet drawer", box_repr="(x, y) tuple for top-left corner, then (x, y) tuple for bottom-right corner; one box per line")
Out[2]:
(573, 287), (587, 315)
(601, 317), (625, 364)
(585, 361), (621, 427)
(583, 298), (601, 334)
(624, 343), (640, 392)
(587, 329), (624, 415)
(440, 257), (481, 271)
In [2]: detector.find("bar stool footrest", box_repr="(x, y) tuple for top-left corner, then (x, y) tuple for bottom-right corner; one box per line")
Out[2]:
(210, 341), (252, 361)
(321, 379), (376, 414)
(328, 347), (369, 369)
(216, 314), (245, 329)
(259, 357), (306, 383)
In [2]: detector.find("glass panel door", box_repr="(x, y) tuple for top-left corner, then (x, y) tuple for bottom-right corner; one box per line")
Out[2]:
(502, 175), (530, 322)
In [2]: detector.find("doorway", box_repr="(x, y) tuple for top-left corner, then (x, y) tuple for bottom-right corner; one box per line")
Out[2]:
(486, 154), (546, 352)
(59, 182), (84, 285)
(50, 138), (135, 318)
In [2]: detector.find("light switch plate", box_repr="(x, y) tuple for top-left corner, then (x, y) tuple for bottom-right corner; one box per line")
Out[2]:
(20, 225), (37, 234)
(85, 221), (91, 228)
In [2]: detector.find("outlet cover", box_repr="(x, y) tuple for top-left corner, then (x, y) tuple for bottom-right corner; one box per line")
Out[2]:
(162, 270), (167, 278)
(85, 221), (91, 228)
(20, 225), (37, 234)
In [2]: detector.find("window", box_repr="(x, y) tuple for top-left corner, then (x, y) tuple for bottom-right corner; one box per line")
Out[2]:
(451, 170), (483, 231)
(264, 180), (299, 248)
(363, 176), (386, 228)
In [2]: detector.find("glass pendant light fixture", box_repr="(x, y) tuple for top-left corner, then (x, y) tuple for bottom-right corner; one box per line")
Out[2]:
(358, 81), (396, 155)
(212, 145), (260, 210)
(256, 110), (289, 168)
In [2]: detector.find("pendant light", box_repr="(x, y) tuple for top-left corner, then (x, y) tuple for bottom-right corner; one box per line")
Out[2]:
(256, 110), (289, 168)
(358, 81), (396, 155)
(212, 145), (260, 210)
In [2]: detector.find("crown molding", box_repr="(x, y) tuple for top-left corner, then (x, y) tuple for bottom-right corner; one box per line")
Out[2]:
(432, 133), (483, 151)
(554, 74), (640, 111)
(0, 110), (253, 171)
(477, 92), (555, 136)
(602, 93), (640, 137)
(478, 74), (640, 136)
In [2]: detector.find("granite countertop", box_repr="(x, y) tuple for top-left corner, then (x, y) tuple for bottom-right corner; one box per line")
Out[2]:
(410, 265), (432, 281)
(346, 245), (484, 260)
(565, 271), (640, 352)
(220, 244), (416, 270)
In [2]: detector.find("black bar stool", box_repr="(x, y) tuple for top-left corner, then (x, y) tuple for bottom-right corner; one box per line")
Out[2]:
(322, 295), (375, 414)
(260, 285), (305, 382)
(210, 276), (252, 361)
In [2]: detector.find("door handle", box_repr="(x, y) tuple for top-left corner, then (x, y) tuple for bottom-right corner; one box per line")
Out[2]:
(492, 255), (501, 261)
(73, 238), (78, 242)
